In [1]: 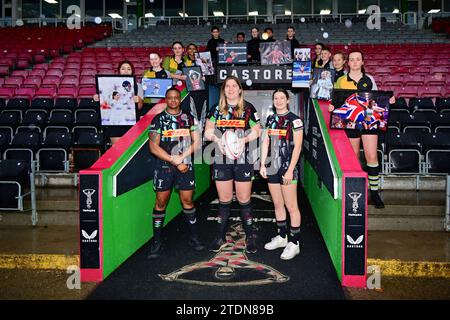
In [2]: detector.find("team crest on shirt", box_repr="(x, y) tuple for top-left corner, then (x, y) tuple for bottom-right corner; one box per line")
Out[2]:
(293, 119), (303, 129)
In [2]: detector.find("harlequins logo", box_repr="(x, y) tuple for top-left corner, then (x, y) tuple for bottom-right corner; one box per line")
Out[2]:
(159, 224), (288, 286)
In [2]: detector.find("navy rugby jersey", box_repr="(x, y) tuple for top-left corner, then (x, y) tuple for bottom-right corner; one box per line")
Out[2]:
(149, 109), (198, 164)
(207, 101), (260, 164)
(265, 111), (303, 171)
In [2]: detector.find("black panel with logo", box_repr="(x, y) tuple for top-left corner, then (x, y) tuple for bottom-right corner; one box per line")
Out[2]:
(303, 99), (336, 197)
(344, 177), (366, 276)
(79, 174), (100, 269)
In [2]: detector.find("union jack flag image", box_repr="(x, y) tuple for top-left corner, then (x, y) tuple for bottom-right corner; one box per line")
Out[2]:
(333, 93), (368, 123)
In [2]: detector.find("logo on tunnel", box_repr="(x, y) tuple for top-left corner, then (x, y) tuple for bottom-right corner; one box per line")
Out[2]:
(346, 235), (364, 249)
(82, 230), (98, 243)
(82, 189), (96, 209)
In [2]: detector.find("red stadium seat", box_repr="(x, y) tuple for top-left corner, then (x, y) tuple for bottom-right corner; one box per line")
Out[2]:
(397, 87), (419, 99)
(424, 75), (446, 87)
(57, 87), (77, 98)
(22, 76), (43, 89)
(14, 87), (35, 100)
(384, 75), (404, 87)
(0, 65), (9, 76)
(78, 87), (96, 99)
(4, 76), (24, 88)
(0, 87), (15, 99)
(418, 87), (444, 98)
(403, 75), (424, 87)
(35, 87), (57, 99)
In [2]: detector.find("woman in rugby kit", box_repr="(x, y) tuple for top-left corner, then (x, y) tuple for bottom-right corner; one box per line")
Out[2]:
(147, 87), (204, 259)
(204, 76), (261, 254)
(330, 50), (395, 209)
(260, 89), (303, 260)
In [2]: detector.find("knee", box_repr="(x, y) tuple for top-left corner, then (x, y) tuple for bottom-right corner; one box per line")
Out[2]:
(273, 201), (285, 211)
(155, 199), (167, 211)
(181, 198), (193, 208)
(285, 204), (299, 214)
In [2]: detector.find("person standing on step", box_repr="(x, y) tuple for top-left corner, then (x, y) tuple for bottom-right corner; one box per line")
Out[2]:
(147, 87), (204, 259)
(330, 50), (396, 209)
(204, 76), (261, 254)
(260, 89), (303, 260)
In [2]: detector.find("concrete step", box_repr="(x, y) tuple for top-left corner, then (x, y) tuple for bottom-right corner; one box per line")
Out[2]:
(368, 205), (444, 216)
(0, 210), (78, 226)
(368, 215), (445, 231)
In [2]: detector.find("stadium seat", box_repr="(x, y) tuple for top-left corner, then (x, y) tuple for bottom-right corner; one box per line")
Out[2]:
(10, 131), (40, 151)
(0, 159), (31, 209)
(47, 109), (73, 127)
(74, 109), (100, 127)
(30, 98), (54, 110)
(37, 132), (72, 172)
(0, 110), (22, 128)
(421, 133), (450, 153)
(22, 110), (48, 129)
(6, 98), (30, 111)
(408, 98), (435, 112)
(54, 98), (77, 110)
(388, 149), (421, 174)
(71, 131), (104, 171)
(385, 131), (421, 152)
(425, 150), (450, 174)
(435, 98), (450, 112)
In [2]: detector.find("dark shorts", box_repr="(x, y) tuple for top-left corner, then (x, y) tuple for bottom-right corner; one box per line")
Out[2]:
(212, 163), (254, 182)
(153, 161), (195, 192)
(267, 166), (299, 185)
(345, 129), (379, 139)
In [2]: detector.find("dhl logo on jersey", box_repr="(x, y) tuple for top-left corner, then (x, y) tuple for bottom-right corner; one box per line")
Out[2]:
(216, 119), (245, 128)
(268, 129), (287, 136)
(162, 129), (190, 137)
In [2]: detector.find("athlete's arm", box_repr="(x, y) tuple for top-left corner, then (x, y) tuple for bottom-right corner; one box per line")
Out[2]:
(148, 131), (177, 164)
(204, 119), (221, 143)
(286, 129), (303, 174)
(181, 128), (200, 161)
(243, 122), (261, 144)
(259, 128), (270, 178)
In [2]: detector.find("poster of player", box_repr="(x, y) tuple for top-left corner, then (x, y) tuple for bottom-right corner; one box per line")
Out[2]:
(330, 89), (392, 132)
(260, 41), (292, 65)
(310, 68), (335, 100)
(183, 66), (205, 92)
(96, 75), (137, 126)
(195, 51), (214, 76)
(141, 78), (173, 98)
(218, 43), (247, 65)
(293, 48), (311, 61)
(292, 61), (312, 88)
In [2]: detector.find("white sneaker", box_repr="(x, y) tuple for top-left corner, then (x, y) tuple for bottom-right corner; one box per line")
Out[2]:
(280, 242), (300, 260)
(264, 235), (288, 250)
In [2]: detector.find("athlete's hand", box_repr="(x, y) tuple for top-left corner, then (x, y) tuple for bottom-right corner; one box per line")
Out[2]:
(282, 169), (294, 185)
(328, 104), (335, 112)
(177, 163), (189, 173)
(389, 96), (396, 104)
(133, 95), (139, 103)
(237, 138), (245, 155)
(171, 155), (184, 166)
(260, 166), (267, 179)
(215, 136), (226, 155)
(93, 94), (99, 102)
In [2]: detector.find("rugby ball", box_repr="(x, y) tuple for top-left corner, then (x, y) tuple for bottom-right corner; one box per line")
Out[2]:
(221, 130), (243, 160)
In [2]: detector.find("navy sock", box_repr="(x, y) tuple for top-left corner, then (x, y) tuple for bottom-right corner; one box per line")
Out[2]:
(152, 209), (166, 241)
(239, 200), (253, 238)
(218, 200), (232, 240)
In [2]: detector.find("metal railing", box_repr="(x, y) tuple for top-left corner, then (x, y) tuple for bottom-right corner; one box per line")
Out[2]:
(0, 16), (114, 28)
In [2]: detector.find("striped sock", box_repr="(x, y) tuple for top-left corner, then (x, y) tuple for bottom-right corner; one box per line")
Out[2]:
(183, 207), (198, 238)
(218, 200), (232, 240)
(289, 226), (301, 244)
(276, 220), (287, 238)
(239, 200), (254, 238)
(367, 162), (380, 192)
(152, 209), (166, 242)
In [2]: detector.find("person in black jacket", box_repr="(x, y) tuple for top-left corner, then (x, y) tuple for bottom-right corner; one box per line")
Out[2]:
(247, 27), (260, 63)
(286, 26), (300, 60)
(262, 27), (275, 42)
(206, 26), (225, 65)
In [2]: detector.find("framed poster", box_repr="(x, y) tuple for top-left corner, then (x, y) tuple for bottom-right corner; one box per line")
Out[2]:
(310, 68), (335, 100)
(218, 43), (248, 65)
(330, 89), (393, 132)
(183, 66), (205, 92)
(293, 48), (311, 62)
(292, 60), (312, 88)
(96, 75), (137, 126)
(260, 41), (292, 65)
(195, 51), (214, 76)
(141, 78), (173, 98)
